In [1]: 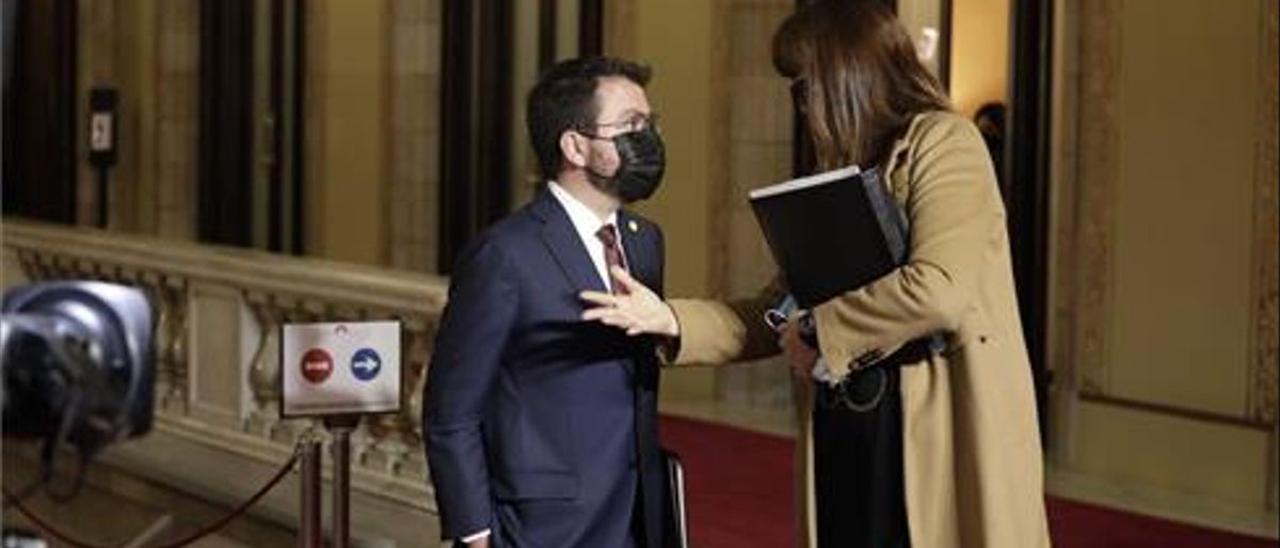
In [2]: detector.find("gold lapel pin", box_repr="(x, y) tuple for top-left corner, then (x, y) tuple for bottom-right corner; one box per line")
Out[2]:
(628, 220), (639, 233)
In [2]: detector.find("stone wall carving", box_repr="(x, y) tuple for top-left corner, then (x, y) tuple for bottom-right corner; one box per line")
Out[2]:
(1249, 0), (1278, 425)
(1072, 0), (1122, 395)
(2, 222), (448, 516)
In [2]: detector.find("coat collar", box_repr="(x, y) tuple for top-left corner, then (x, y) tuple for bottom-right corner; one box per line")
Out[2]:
(883, 111), (935, 205)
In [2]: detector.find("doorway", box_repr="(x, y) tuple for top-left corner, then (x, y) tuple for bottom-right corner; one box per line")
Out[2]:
(436, 0), (605, 274)
(197, 0), (304, 254)
(2, 0), (78, 225)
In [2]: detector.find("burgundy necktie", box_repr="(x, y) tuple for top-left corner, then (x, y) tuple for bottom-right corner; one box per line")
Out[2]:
(595, 223), (630, 295)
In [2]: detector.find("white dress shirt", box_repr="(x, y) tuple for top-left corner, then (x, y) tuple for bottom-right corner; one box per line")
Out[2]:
(547, 181), (628, 290)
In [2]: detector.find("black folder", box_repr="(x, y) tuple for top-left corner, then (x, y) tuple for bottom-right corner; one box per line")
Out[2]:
(748, 166), (908, 309)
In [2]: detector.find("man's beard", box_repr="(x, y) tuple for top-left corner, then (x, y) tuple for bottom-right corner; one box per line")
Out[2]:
(585, 164), (624, 200)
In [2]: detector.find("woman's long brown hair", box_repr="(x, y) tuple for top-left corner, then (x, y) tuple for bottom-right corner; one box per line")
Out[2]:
(773, 0), (950, 171)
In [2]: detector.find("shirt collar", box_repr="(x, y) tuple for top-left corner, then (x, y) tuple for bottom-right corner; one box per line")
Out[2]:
(547, 181), (619, 242)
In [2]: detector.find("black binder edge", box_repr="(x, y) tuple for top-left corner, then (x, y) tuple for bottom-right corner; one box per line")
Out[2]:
(859, 168), (949, 355)
(861, 168), (910, 264)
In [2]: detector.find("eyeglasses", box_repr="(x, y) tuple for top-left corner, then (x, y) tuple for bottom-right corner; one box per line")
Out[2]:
(580, 112), (659, 138)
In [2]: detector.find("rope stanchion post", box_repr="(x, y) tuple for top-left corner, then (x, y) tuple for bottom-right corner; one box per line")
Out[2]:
(280, 320), (400, 546)
(324, 416), (359, 548)
(299, 434), (323, 548)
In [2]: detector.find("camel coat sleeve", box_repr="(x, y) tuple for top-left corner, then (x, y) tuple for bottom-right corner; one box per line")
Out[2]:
(809, 113), (1007, 379)
(665, 277), (787, 366)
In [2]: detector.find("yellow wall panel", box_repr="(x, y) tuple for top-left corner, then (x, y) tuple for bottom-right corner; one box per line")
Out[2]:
(628, 0), (718, 402)
(1075, 401), (1271, 507)
(1109, 0), (1261, 416)
(629, 0), (715, 300)
(308, 1), (387, 266)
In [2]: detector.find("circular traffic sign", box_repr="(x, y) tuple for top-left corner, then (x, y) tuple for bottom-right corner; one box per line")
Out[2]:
(351, 348), (382, 382)
(300, 348), (334, 384)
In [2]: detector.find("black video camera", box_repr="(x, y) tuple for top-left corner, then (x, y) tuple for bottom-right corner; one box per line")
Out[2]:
(2, 281), (155, 463)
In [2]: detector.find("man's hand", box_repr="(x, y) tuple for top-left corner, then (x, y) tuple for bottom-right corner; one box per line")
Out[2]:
(580, 266), (680, 337)
(779, 320), (818, 379)
(466, 537), (490, 548)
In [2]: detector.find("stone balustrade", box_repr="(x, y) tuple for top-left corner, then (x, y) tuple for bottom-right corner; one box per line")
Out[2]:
(2, 221), (448, 544)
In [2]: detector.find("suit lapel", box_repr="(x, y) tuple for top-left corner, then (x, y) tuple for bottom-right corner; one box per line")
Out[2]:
(532, 191), (609, 294)
(617, 211), (655, 291)
(533, 192), (647, 378)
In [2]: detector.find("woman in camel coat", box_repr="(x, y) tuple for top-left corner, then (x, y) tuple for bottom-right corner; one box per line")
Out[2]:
(581, 1), (1051, 546)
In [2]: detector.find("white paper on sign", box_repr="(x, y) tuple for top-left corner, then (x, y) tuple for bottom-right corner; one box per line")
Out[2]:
(280, 320), (402, 417)
(90, 113), (113, 152)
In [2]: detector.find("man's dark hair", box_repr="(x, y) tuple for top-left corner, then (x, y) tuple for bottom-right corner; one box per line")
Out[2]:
(527, 56), (652, 180)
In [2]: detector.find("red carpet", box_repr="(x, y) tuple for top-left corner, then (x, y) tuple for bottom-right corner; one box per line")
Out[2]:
(658, 415), (1276, 548)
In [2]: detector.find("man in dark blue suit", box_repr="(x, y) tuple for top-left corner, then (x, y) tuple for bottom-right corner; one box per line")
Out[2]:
(425, 57), (675, 548)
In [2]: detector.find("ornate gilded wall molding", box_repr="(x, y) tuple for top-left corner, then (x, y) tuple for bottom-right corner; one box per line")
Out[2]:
(1073, 0), (1122, 395)
(707, 0), (734, 299)
(1249, 0), (1278, 425)
(1048, 0), (1076, 380)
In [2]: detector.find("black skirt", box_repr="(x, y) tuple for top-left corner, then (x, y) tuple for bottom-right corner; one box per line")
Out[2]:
(812, 363), (911, 548)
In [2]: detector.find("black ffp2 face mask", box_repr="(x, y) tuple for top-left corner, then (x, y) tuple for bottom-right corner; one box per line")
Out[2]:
(587, 126), (666, 203)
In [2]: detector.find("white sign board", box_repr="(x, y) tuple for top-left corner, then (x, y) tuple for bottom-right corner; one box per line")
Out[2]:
(280, 321), (402, 417)
(90, 112), (114, 152)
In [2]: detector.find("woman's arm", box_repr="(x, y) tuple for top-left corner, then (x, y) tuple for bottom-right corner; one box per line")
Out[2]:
(667, 277), (787, 365)
(812, 115), (1006, 378)
(579, 270), (787, 366)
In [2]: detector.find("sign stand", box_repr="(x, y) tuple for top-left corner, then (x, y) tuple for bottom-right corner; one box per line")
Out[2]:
(280, 321), (402, 547)
(299, 436), (323, 547)
(325, 415), (360, 548)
